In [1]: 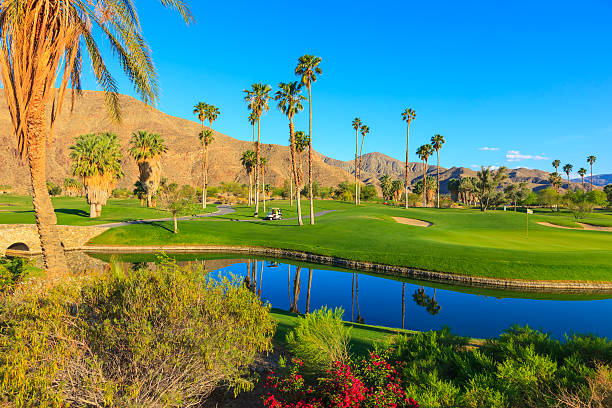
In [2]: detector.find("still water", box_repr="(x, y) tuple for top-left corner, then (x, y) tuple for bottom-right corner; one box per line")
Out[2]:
(91, 253), (612, 340)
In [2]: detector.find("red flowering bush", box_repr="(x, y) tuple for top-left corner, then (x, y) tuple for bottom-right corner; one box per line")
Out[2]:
(263, 355), (419, 408)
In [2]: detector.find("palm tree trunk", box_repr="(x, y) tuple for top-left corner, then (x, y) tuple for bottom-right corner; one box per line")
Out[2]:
(291, 266), (301, 313)
(248, 172), (252, 205)
(307, 85), (315, 225)
(203, 144), (209, 209)
(89, 202), (97, 218)
(306, 268), (313, 314)
(290, 177), (293, 206)
(289, 120), (303, 226)
(351, 272), (355, 322)
(201, 121), (206, 209)
(262, 167), (266, 212)
(27, 104), (69, 276)
(590, 165), (593, 191)
(402, 283), (405, 330)
(358, 134), (366, 205)
(423, 160), (427, 208)
(96, 203), (102, 217)
(258, 261), (263, 299)
(405, 121), (410, 209)
(355, 274), (361, 322)
(254, 120), (261, 217)
(355, 129), (359, 205)
(436, 150), (440, 208)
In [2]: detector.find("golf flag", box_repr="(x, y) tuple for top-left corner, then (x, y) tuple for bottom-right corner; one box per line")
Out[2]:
(526, 209), (533, 214)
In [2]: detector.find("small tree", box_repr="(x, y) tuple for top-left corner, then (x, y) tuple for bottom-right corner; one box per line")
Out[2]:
(379, 174), (393, 200)
(537, 187), (560, 212)
(475, 166), (508, 211)
(604, 184), (612, 205)
(158, 186), (196, 234)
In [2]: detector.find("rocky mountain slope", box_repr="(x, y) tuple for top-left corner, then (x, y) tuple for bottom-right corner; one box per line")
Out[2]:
(572, 173), (612, 187)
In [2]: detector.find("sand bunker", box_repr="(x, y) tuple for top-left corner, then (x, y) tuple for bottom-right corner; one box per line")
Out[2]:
(537, 222), (612, 232)
(392, 217), (432, 227)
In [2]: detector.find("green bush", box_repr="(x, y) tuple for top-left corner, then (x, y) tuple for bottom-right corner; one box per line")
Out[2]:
(0, 260), (275, 407)
(0, 256), (31, 292)
(111, 188), (131, 198)
(285, 307), (351, 375)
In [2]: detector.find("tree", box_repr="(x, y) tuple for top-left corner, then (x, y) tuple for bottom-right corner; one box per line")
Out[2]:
(361, 184), (378, 201)
(0, 0), (191, 274)
(379, 174), (393, 200)
(401, 108), (417, 209)
(604, 184), (612, 204)
(459, 177), (478, 205)
(413, 176), (436, 203)
(552, 159), (561, 174)
(578, 167), (588, 190)
(549, 172), (562, 196)
(563, 189), (602, 219)
(275, 81), (306, 225)
(244, 83), (272, 217)
(504, 182), (530, 211)
(587, 155), (597, 191)
(416, 144), (433, 207)
(241, 150), (256, 206)
(538, 187), (560, 212)
(391, 179), (404, 201)
(70, 133), (122, 218)
(63, 178), (83, 197)
(295, 54), (322, 225)
(158, 185), (196, 234)
(199, 128), (215, 209)
(447, 178), (461, 202)
(352, 118), (362, 205)
(193, 102), (208, 207)
(475, 166), (508, 211)
(129, 131), (168, 208)
(358, 124), (370, 205)
(260, 156), (268, 212)
(430, 134), (445, 208)
(562, 163), (573, 190)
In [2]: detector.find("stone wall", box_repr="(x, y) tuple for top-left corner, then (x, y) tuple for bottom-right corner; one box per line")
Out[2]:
(0, 224), (108, 255)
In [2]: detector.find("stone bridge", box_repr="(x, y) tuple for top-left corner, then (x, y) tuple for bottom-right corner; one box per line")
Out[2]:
(0, 224), (109, 255)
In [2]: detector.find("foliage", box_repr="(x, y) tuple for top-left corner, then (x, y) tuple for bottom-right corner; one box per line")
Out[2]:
(286, 307), (351, 375)
(46, 181), (62, 196)
(361, 184), (378, 201)
(384, 326), (612, 408)
(0, 260), (274, 407)
(603, 185), (612, 204)
(564, 190), (597, 219)
(111, 188), (131, 198)
(413, 177), (436, 195)
(264, 355), (419, 408)
(128, 130), (168, 162)
(379, 175), (393, 200)
(475, 166), (507, 211)
(587, 190), (609, 208)
(157, 184), (197, 233)
(0, 184), (11, 192)
(503, 182), (531, 210)
(538, 187), (560, 212)
(0, 256), (31, 292)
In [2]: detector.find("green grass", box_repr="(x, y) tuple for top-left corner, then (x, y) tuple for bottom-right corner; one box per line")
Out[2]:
(0, 195), (217, 226)
(90, 200), (612, 282)
(270, 308), (417, 356)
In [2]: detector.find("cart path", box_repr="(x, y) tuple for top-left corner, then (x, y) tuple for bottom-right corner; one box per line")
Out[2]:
(232, 209), (336, 222)
(97, 205), (236, 227)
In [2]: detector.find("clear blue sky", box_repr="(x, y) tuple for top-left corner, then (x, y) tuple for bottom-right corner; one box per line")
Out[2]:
(82, 0), (612, 175)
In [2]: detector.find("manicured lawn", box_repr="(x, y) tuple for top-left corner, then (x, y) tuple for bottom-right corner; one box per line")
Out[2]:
(0, 195), (217, 226)
(91, 200), (612, 282)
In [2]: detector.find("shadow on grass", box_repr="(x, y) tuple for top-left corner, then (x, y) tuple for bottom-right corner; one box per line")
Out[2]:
(56, 208), (89, 217)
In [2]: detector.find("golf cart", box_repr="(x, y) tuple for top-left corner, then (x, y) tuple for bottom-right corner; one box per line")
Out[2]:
(265, 208), (282, 220)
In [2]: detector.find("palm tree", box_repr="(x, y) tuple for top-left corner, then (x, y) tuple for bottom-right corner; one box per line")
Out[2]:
(295, 131), (310, 215)
(306, 269), (313, 314)
(128, 131), (168, 207)
(202, 104), (220, 209)
(562, 164), (573, 190)
(295, 54), (322, 225)
(275, 81), (306, 225)
(260, 156), (268, 212)
(552, 159), (561, 174)
(578, 167), (588, 190)
(241, 150), (256, 205)
(243, 83), (272, 216)
(352, 118), (362, 205)
(401, 283), (406, 330)
(430, 134), (445, 208)
(193, 102), (208, 208)
(70, 133), (122, 218)
(401, 108), (417, 209)
(0, 0), (191, 274)
(199, 129), (214, 209)
(358, 124), (370, 204)
(290, 266), (302, 313)
(416, 144), (433, 207)
(587, 155), (597, 191)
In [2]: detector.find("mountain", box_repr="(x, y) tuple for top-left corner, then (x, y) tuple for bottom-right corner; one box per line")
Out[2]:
(571, 174), (612, 187)
(322, 152), (584, 193)
(0, 90), (353, 194)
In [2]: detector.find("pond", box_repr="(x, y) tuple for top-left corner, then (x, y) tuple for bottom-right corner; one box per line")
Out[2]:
(88, 252), (612, 340)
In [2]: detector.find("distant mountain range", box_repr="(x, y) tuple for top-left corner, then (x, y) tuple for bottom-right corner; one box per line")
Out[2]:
(571, 174), (612, 187)
(0, 90), (602, 194)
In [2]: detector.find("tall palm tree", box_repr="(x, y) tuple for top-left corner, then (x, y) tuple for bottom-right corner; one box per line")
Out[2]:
(199, 129), (214, 208)
(416, 144), (433, 207)
(552, 159), (561, 173)
(562, 163), (573, 190)
(295, 54), (322, 225)
(306, 269), (313, 314)
(402, 283), (406, 330)
(275, 81), (306, 225)
(193, 102), (209, 208)
(128, 131), (168, 207)
(243, 83), (271, 216)
(430, 134), (445, 208)
(241, 150), (256, 206)
(295, 131), (310, 218)
(260, 156), (268, 212)
(587, 155), (597, 191)
(578, 167), (588, 190)
(70, 133), (122, 218)
(401, 108), (417, 209)
(352, 118), (362, 205)
(202, 104), (220, 209)
(358, 124), (370, 204)
(290, 266), (302, 313)
(0, 0), (191, 274)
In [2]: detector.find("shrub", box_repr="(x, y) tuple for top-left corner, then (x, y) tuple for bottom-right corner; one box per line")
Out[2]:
(111, 188), (131, 198)
(46, 181), (62, 196)
(0, 256), (31, 292)
(360, 184), (378, 201)
(286, 307), (351, 374)
(0, 260), (275, 407)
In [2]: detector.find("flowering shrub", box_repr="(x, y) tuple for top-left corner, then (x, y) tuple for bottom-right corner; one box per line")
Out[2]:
(264, 355), (419, 408)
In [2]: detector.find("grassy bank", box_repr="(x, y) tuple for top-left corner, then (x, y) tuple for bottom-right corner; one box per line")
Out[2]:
(90, 200), (612, 282)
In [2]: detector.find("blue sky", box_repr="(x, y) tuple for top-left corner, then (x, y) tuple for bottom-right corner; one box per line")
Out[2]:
(82, 0), (612, 175)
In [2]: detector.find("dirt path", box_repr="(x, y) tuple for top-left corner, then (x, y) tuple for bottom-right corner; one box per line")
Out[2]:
(392, 217), (432, 227)
(537, 221), (612, 232)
